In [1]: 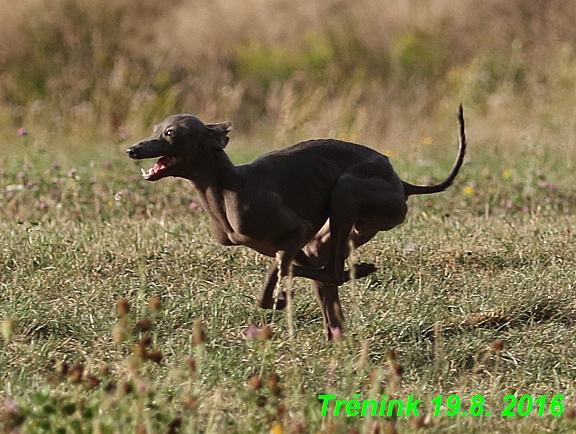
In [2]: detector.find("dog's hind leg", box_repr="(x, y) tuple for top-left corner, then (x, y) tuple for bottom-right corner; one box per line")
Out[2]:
(293, 172), (406, 285)
(312, 280), (345, 341)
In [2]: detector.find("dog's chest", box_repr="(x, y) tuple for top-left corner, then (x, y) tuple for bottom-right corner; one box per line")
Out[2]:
(227, 233), (278, 257)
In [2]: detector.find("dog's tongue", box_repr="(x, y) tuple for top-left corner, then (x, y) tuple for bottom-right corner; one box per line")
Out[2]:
(142, 156), (173, 179)
(155, 156), (172, 170)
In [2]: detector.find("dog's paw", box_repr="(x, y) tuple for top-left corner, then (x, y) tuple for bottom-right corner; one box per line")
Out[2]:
(353, 263), (377, 279)
(257, 290), (292, 310)
(327, 326), (344, 342)
(273, 292), (287, 310)
(257, 297), (273, 309)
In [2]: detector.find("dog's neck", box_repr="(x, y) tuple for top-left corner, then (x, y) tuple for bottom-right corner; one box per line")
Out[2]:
(182, 150), (242, 235)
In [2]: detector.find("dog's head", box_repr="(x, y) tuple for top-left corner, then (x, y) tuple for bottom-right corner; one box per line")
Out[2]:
(126, 114), (232, 181)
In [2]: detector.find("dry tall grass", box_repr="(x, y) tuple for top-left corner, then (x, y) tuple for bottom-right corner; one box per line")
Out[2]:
(1, 0), (576, 158)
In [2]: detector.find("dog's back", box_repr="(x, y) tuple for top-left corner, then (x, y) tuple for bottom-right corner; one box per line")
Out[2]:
(239, 139), (398, 229)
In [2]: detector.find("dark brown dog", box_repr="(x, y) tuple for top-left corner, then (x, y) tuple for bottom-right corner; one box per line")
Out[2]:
(127, 105), (466, 340)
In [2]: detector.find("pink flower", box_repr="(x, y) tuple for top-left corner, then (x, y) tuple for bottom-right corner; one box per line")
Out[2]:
(244, 326), (260, 339)
(17, 128), (27, 136)
(3, 399), (19, 413)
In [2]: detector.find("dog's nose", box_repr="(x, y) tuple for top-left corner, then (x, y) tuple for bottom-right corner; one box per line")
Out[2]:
(126, 146), (137, 159)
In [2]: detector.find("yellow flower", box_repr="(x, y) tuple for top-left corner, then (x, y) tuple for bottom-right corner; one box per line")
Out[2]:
(463, 186), (475, 195)
(502, 170), (512, 180)
(383, 149), (398, 159)
(270, 423), (283, 434)
(421, 137), (433, 145)
(337, 133), (357, 142)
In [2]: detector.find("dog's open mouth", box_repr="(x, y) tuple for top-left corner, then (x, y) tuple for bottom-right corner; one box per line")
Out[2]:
(141, 156), (178, 180)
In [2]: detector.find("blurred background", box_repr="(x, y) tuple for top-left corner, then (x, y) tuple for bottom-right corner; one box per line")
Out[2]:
(0, 0), (575, 160)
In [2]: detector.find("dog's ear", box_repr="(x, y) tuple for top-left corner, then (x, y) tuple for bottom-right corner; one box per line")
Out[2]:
(207, 122), (232, 149)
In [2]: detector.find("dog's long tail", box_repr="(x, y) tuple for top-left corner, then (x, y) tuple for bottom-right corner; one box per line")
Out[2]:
(402, 104), (467, 197)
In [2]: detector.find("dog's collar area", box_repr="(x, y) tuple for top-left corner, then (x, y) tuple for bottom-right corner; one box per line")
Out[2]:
(141, 156), (177, 180)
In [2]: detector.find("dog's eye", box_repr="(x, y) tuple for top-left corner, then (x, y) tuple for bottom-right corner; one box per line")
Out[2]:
(165, 128), (175, 138)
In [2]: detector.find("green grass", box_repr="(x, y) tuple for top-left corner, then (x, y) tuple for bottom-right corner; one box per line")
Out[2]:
(1, 138), (576, 433)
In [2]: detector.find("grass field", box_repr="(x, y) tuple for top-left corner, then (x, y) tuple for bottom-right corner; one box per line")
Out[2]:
(3, 0), (576, 433)
(2, 116), (576, 433)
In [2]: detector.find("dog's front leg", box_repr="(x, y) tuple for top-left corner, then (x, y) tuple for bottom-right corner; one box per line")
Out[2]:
(257, 259), (286, 310)
(257, 248), (320, 310)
